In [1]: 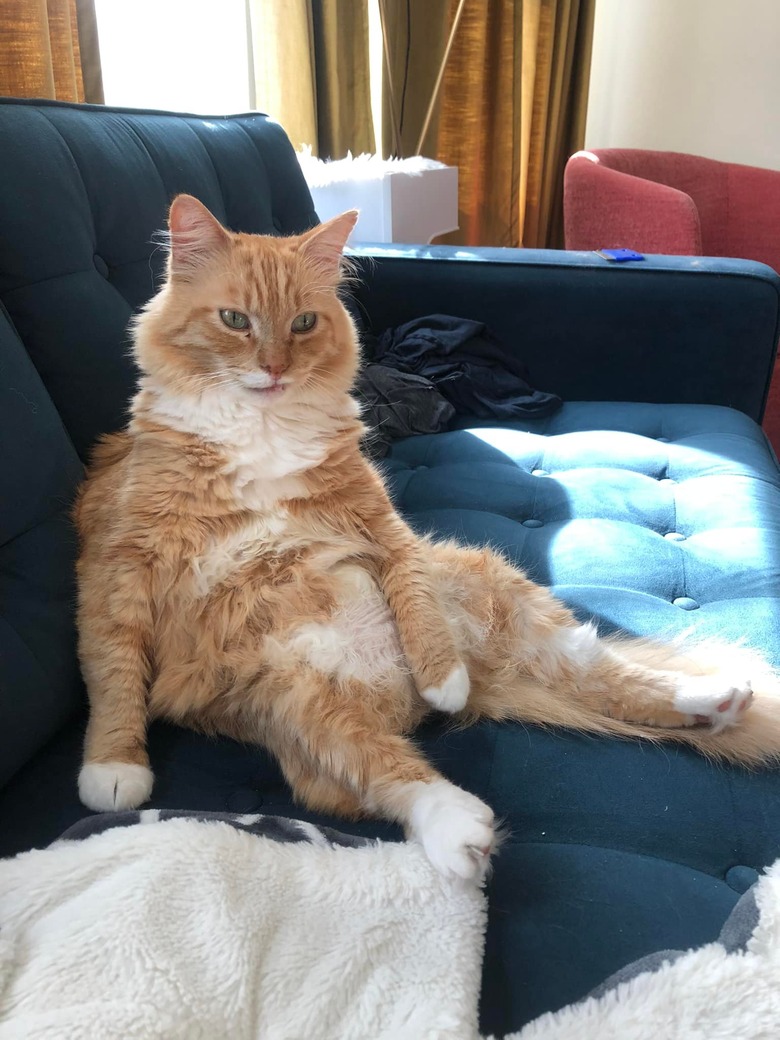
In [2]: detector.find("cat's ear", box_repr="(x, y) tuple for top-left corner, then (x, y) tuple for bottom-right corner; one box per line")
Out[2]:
(167, 195), (229, 278)
(298, 210), (358, 282)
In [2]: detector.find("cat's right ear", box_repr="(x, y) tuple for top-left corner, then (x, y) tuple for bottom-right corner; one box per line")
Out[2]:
(167, 195), (229, 279)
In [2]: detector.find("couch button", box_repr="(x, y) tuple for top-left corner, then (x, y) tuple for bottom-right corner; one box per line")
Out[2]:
(226, 789), (264, 813)
(659, 477), (676, 485)
(672, 596), (699, 610)
(522, 518), (544, 528)
(531, 469), (548, 476)
(664, 532), (686, 541)
(656, 436), (669, 442)
(93, 254), (109, 278)
(725, 865), (759, 893)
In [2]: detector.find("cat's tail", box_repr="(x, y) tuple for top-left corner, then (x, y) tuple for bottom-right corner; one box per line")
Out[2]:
(580, 637), (780, 767)
(587, 683), (780, 768)
(467, 635), (780, 768)
(610, 638), (780, 767)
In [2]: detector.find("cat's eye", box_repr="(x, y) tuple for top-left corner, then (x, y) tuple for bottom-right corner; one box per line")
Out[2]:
(219, 309), (250, 331)
(291, 312), (317, 334)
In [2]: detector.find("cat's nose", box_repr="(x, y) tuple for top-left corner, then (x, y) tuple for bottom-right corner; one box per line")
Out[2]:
(262, 361), (288, 380)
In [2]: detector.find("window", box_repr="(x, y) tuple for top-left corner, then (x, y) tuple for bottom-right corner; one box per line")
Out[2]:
(95, 0), (251, 113)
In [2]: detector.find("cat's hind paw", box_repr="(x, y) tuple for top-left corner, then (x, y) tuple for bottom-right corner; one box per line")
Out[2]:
(420, 662), (470, 714)
(674, 676), (754, 733)
(78, 761), (154, 812)
(409, 780), (495, 884)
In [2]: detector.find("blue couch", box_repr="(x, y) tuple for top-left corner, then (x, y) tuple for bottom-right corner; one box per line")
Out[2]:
(1, 98), (780, 1036)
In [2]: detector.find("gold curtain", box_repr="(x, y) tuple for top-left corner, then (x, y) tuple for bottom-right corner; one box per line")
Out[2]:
(379, 0), (452, 159)
(248, 0), (374, 159)
(381, 0), (595, 248)
(0, 0), (103, 103)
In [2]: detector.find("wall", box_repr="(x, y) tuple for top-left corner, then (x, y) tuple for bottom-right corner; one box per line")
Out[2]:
(585, 0), (780, 170)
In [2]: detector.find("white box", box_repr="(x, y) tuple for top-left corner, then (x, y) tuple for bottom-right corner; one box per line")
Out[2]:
(302, 162), (459, 245)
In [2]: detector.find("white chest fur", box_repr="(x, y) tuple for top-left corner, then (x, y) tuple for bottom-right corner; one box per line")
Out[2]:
(141, 381), (359, 508)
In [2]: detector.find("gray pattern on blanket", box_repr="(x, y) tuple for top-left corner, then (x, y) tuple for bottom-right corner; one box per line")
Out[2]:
(59, 810), (373, 848)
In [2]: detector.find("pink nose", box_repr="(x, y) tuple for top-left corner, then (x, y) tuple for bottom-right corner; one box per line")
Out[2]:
(263, 362), (288, 380)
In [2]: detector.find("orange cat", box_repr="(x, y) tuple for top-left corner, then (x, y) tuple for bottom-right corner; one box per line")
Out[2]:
(75, 195), (780, 883)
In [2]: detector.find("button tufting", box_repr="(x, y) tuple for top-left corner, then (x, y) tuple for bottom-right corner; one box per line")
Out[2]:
(656, 436), (669, 442)
(531, 469), (548, 477)
(93, 254), (109, 278)
(725, 865), (759, 894)
(522, 519), (544, 529)
(659, 477), (677, 485)
(664, 532), (686, 541)
(227, 789), (264, 813)
(672, 597), (699, 610)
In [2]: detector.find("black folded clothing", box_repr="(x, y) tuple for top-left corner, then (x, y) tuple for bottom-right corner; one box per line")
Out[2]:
(354, 363), (454, 458)
(374, 313), (562, 421)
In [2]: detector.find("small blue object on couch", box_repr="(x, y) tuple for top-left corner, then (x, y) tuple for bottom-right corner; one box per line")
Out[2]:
(1, 98), (779, 1037)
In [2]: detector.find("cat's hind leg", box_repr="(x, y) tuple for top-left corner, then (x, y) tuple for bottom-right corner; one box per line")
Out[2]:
(433, 543), (755, 733)
(263, 668), (495, 883)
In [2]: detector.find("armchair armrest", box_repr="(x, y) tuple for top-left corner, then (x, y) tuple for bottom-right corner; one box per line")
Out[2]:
(563, 154), (702, 254)
(351, 246), (780, 423)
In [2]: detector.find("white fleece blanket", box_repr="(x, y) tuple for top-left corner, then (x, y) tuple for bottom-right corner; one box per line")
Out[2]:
(1, 818), (779, 1040)
(0, 819), (486, 1040)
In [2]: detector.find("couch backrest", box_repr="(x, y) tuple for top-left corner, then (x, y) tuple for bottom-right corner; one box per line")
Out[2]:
(0, 99), (318, 459)
(0, 302), (84, 787)
(0, 99), (318, 787)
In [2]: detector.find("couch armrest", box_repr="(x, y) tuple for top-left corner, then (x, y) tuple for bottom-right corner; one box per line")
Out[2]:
(350, 246), (780, 423)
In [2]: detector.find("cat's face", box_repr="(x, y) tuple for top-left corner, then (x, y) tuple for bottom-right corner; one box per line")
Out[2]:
(134, 195), (360, 403)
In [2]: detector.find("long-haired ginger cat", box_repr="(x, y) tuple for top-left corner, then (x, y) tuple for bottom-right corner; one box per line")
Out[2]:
(75, 195), (780, 883)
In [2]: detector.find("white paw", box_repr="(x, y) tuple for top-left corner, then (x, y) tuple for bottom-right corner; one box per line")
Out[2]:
(408, 780), (495, 884)
(674, 675), (754, 732)
(78, 761), (154, 812)
(420, 663), (470, 713)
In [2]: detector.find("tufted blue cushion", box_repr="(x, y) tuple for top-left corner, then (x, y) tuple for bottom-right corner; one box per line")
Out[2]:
(386, 402), (780, 660)
(2, 100), (780, 1037)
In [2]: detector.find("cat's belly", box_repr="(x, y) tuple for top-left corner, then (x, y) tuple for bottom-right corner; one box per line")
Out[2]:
(160, 526), (409, 698)
(271, 564), (408, 686)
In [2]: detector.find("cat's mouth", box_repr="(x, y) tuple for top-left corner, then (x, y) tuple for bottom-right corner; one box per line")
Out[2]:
(246, 383), (286, 397)
(240, 377), (289, 398)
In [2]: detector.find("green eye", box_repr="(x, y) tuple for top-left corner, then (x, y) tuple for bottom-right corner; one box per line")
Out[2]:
(291, 312), (317, 334)
(219, 309), (250, 330)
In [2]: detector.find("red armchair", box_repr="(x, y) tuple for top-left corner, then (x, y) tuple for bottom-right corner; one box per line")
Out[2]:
(564, 149), (780, 450)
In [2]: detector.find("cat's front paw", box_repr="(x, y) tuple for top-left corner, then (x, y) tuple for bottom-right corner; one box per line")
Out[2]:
(674, 675), (754, 732)
(408, 780), (495, 884)
(420, 662), (470, 713)
(78, 761), (154, 812)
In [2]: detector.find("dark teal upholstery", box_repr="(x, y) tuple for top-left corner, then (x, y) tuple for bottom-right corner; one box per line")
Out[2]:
(1, 99), (780, 1036)
(0, 305), (83, 787)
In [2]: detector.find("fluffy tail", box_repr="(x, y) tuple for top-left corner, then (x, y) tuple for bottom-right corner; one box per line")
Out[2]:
(572, 637), (780, 768)
(466, 635), (780, 769)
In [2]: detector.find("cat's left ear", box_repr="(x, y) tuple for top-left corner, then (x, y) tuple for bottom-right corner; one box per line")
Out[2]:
(298, 210), (358, 281)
